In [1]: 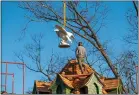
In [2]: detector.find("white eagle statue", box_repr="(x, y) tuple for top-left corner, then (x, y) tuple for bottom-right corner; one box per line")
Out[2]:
(54, 25), (74, 48)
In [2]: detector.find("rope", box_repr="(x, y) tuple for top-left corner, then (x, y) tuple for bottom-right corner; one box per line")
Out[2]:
(63, 1), (66, 28)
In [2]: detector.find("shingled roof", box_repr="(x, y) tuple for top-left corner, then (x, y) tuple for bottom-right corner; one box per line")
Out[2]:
(33, 80), (52, 93)
(59, 59), (94, 75)
(57, 59), (105, 89)
(100, 77), (120, 91)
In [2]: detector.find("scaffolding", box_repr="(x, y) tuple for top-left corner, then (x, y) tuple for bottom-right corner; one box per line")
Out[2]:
(1, 62), (25, 94)
(1, 73), (14, 93)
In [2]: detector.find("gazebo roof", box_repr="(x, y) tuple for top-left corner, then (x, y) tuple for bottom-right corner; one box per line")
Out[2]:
(33, 59), (121, 94)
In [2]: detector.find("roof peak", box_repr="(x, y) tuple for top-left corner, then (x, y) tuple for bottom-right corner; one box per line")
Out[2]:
(59, 59), (94, 75)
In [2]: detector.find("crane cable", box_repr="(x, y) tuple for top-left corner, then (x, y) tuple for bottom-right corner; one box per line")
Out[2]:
(63, 1), (66, 28)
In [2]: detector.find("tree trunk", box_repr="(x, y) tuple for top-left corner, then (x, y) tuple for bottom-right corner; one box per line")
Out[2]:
(92, 33), (119, 78)
(99, 48), (119, 77)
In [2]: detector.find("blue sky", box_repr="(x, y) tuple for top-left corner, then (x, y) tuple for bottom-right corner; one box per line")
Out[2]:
(1, 1), (137, 94)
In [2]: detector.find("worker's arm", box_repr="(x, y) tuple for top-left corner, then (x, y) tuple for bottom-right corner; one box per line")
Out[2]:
(75, 47), (79, 57)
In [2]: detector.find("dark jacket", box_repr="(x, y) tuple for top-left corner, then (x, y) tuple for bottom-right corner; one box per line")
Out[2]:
(76, 46), (86, 58)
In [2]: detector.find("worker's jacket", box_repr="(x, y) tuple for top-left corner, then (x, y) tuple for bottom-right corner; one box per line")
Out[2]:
(76, 46), (86, 58)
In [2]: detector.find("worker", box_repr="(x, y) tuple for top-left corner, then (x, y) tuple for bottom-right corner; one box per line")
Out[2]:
(76, 42), (86, 74)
